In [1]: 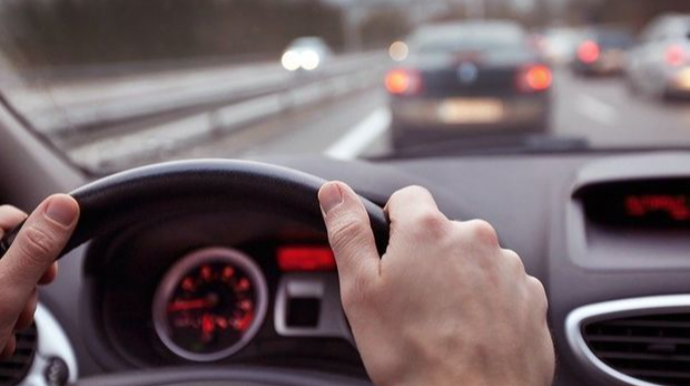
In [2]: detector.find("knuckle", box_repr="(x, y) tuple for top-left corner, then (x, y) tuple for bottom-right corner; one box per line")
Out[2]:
(412, 210), (448, 237)
(465, 220), (499, 247)
(19, 226), (57, 264)
(390, 185), (430, 203)
(503, 249), (526, 274)
(527, 276), (549, 309)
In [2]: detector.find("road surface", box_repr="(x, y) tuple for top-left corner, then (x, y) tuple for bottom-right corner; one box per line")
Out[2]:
(20, 62), (690, 172)
(160, 68), (690, 163)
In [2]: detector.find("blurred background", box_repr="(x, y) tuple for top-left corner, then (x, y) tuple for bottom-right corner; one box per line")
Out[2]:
(0, 0), (688, 174)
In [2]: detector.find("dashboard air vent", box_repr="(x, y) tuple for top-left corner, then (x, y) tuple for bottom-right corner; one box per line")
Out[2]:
(0, 324), (37, 386)
(583, 312), (690, 386)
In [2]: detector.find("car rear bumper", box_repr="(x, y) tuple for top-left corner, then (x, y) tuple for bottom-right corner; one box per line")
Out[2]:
(390, 94), (550, 131)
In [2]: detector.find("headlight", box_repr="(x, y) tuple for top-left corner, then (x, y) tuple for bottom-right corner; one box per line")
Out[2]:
(281, 50), (301, 71)
(389, 41), (409, 62)
(300, 50), (320, 71)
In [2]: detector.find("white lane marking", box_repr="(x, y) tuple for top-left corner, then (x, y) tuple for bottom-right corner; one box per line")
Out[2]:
(575, 95), (618, 126)
(324, 108), (391, 160)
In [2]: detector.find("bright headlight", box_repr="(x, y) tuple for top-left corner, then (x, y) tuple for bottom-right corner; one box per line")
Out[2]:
(300, 50), (320, 71)
(281, 50), (301, 71)
(389, 41), (409, 62)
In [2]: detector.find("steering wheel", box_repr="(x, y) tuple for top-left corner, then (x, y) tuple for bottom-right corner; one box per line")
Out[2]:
(0, 159), (389, 386)
(1, 159), (389, 259)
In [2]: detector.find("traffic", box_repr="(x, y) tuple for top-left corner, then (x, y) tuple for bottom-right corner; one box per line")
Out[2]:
(0, 8), (687, 172)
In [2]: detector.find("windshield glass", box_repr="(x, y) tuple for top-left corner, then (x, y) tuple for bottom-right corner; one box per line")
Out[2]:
(414, 24), (527, 54)
(0, 1), (689, 173)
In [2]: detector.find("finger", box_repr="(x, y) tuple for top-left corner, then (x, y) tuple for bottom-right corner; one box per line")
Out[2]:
(385, 186), (447, 240)
(0, 195), (79, 309)
(0, 335), (16, 360)
(14, 289), (38, 331)
(0, 205), (27, 231)
(38, 263), (58, 285)
(319, 182), (380, 285)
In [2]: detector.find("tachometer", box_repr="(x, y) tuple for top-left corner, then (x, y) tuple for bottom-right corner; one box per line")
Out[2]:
(152, 247), (268, 362)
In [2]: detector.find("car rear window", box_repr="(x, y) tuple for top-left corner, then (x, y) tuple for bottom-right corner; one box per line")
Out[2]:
(597, 31), (634, 48)
(414, 25), (526, 54)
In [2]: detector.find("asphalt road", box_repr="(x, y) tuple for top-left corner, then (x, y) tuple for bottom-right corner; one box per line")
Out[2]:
(64, 65), (690, 172)
(164, 67), (690, 161)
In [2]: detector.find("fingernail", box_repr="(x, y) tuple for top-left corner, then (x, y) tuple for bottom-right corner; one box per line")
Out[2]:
(319, 182), (344, 215)
(45, 195), (78, 227)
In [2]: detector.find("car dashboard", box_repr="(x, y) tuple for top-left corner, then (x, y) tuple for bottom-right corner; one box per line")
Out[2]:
(7, 152), (690, 386)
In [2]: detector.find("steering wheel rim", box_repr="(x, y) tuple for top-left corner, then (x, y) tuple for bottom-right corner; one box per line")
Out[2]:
(0, 159), (390, 259)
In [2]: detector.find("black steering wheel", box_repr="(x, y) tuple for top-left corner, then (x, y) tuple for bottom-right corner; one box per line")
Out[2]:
(0, 160), (389, 386)
(1, 159), (389, 259)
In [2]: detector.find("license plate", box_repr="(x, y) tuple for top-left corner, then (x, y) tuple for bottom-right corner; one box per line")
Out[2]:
(438, 99), (504, 124)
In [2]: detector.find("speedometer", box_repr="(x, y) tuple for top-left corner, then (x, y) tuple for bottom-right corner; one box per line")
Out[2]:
(152, 247), (268, 362)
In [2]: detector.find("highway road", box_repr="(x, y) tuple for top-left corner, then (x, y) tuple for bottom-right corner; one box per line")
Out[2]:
(38, 62), (690, 173)
(158, 67), (690, 163)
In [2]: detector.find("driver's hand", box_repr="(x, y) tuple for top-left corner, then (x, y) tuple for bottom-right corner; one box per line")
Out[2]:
(319, 183), (554, 386)
(0, 195), (79, 359)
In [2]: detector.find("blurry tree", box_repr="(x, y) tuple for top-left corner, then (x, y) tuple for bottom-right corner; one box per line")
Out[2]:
(0, 0), (344, 69)
(358, 8), (412, 48)
(565, 0), (690, 30)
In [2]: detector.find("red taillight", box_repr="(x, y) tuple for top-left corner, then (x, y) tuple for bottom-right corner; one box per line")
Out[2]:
(577, 40), (600, 64)
(277, 246), (336, 271)
(517, 65), (552, 92)
(666, 45), (685, 67)
(385, 68), (422, 95)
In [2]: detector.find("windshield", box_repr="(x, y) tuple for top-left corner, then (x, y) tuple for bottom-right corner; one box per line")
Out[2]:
(413, 24), (528, 54)
(0, 1), (689, 173)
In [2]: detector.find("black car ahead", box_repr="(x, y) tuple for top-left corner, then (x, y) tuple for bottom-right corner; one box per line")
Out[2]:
(386, 21), (552, 150)
(571, 26), (634, 76)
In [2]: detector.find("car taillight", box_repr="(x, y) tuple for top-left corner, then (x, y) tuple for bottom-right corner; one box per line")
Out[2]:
(517, 65), (552, 92)
(385, 69), (422, 95)
(666, 45), (685, 67)
(577, 40), (600, 63)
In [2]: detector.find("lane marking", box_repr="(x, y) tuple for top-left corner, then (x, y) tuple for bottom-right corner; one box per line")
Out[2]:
(324, 108), (391, 160)
(575, 95), (618, 126)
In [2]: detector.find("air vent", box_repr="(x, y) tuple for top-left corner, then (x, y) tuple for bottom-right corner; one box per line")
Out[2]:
(0, 324), (38, 386)
(583, 313), (690, 386)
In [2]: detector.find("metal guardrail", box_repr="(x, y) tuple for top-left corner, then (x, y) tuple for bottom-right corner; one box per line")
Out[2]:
(16, 52), (385, 137)
(66, 56), (389, 171)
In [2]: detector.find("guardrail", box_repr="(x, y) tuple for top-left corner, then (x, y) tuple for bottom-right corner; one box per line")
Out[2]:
(8, 52), (385, 137)
(63, 54), (389, 172)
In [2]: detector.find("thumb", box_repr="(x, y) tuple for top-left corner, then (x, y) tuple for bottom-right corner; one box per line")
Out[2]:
(319, 182), (379, 286)
(0, 195), (79, 309)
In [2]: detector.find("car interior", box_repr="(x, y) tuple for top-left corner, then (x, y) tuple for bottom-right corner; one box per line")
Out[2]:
(0, 1), (690, 386)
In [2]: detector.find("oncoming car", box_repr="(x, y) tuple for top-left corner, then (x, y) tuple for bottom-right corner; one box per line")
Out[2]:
(281, 37), (333, 72)
(385, 21), (552, 150)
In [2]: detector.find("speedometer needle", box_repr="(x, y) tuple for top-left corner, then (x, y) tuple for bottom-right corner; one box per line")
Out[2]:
(168, 296), (218, 312)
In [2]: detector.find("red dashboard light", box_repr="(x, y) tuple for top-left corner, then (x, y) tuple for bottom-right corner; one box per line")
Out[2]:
(625, 195), (690, 221)
(277, 246), (337, 271)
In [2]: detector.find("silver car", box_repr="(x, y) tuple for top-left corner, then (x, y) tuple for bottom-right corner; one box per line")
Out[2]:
(626, 14), (690, 99)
